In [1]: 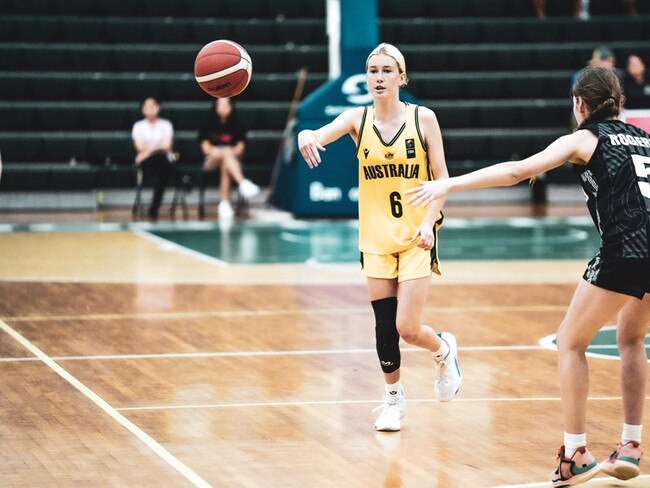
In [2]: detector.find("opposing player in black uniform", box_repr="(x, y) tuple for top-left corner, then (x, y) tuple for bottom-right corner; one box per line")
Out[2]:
(405, 66), (650, 487)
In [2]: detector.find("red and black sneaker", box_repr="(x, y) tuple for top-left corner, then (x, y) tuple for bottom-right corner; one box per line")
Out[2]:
(551, 445), (600, 487)
(601, 441), (642, 480)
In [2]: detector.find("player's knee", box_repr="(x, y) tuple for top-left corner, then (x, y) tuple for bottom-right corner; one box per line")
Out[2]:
(396, 324), (419, 345)
(395, 315), (421, 344)
(617, 326), (646, 349)
(372, 297), (400, 374)
(556, 323), (589, 353)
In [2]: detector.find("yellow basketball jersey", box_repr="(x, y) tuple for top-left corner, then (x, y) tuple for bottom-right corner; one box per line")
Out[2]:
(357, 102), (441, 254)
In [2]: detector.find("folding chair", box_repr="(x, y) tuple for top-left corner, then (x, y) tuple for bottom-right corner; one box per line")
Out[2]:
(132, 165), (189, 220)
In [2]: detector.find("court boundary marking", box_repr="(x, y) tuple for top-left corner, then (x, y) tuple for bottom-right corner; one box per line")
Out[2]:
(0, 319), (213, 488)
(0, 216), (596, 235)
(0, 344), (547, 363)
(0, 303), (568, 323)
(539, 326), (648, 362)
(131, 228), (229, 268)
(0, 217), (599, 278)
(490, 474), (650, 487)
(114, 395), (643, 412)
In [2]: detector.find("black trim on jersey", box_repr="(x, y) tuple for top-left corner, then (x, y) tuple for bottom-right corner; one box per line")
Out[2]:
(373, 123), (406, 147)
(355, 107), (369, 157)
(415, 105), (434, 182)
(414, 105), (428, 152)
(429, 238), (439, 269)
(371, 101), (409, 147)
(429, 213), (444, 272)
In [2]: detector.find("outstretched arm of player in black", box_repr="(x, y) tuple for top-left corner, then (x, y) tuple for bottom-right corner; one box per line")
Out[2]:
(405, 130), (597, 207)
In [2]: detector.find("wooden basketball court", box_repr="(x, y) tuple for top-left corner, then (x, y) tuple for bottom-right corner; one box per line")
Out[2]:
(1, 218), (648, 487)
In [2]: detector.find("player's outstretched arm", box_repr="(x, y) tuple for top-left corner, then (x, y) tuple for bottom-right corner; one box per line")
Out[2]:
(405, 131), (594, 207)
(298, 107), (363, 169)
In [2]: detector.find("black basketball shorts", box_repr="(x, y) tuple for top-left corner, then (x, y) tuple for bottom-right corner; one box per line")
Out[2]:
(583, 252), (650, 299)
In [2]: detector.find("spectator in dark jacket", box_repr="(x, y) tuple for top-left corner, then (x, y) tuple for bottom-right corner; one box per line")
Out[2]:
(199, 98), (259, 220)
(624, 54), (650, 109)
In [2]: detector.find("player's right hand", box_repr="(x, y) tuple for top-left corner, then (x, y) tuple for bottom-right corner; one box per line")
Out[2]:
(298, 130), (326, 169)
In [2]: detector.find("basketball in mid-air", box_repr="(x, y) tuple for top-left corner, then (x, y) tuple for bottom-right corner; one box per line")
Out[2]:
(194, 40), (252, 98)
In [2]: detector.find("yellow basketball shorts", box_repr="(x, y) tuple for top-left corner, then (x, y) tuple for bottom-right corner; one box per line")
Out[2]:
(360, 244), (441, 282)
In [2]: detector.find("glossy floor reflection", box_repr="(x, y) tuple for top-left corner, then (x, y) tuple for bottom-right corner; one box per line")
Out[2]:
(0, 222), (647, 487)
(149, 217), (601, 264)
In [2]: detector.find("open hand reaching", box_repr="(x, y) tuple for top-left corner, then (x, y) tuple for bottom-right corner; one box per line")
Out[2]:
(405, 180), (449, 207)
(298, 130), (326, 169)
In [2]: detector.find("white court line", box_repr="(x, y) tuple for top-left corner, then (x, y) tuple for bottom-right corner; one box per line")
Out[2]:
(0, 320), (212, 488)
(116, 395), (641, 412)
(1, 304), (566, 323)
(132, 228), (228, 268)
(0, 307), (370, 322)
(490, 474), (650, 488)
(0, 344), (546, 363)
(540, 326), (650, 362)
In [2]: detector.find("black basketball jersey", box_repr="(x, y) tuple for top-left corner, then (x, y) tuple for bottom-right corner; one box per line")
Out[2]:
(573, 120), (650, 259)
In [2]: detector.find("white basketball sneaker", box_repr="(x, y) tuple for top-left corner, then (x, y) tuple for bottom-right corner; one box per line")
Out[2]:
(434, 332), (462, 402)
(374, 391), (406, 432)
(238, 179), (260, 200)
(218, 200), (234, 220)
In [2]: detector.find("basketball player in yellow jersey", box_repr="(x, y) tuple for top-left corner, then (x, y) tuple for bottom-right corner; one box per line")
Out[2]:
(298, 43), (462, 432)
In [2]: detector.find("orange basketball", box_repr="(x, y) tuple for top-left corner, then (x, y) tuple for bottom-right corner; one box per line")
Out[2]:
(194, 40), (252, 98)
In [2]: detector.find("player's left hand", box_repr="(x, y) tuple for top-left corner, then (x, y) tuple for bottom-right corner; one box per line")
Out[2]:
(411, 222), (435, 250)
(405, 180), (448, 207)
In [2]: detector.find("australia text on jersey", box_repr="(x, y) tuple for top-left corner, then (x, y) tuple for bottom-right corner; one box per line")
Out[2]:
(363, 163), (420, 180)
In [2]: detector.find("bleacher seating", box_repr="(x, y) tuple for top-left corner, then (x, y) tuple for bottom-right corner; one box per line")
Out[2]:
(1, 0), (649, 191)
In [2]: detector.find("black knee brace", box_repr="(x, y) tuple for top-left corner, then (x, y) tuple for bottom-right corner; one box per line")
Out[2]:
(371, 297), (400, 373)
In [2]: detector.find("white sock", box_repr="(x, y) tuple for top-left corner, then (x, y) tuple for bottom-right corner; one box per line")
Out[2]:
(433, 337), (449, 361)
(564, 432), (587, 458)
(622, 423), (643, 444)
(385, 381), (403, 397)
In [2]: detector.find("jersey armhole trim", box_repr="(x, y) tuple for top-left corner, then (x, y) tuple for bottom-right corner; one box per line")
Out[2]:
(415, 105), (428, 152)
(355, 106), (369, 157)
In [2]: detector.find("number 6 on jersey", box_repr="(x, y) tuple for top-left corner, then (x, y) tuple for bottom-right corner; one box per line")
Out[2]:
(390, 191), (403, 218)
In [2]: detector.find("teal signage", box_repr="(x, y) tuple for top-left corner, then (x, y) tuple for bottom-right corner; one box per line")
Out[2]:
(270, 0), (419, 217)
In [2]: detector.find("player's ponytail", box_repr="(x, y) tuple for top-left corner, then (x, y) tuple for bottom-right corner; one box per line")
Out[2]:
(572, 66), (624, 130)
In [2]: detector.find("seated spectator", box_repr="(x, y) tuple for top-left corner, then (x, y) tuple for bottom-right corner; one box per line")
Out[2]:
(588, 46), (616, 69)
(131, 97), (175, 219)
(571, 46), (619, 87)
(624, 54), (650, 109)
(569, 47), (622, 129)
(199, 97), (259, 221)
